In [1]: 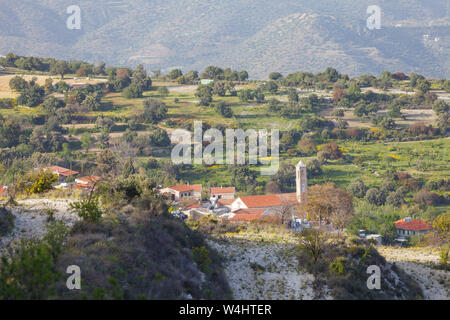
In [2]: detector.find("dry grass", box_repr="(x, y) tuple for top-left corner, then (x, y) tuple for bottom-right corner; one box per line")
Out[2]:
(0, 74), (106, 98)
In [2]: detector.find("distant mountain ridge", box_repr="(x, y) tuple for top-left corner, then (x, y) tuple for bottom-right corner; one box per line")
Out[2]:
(0, 0), (449, 78)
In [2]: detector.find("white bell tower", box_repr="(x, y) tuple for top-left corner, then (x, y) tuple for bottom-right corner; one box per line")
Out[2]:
(296, 160), (307, 203)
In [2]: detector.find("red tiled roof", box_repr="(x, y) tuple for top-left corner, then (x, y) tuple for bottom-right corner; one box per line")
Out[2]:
(76, 176), (101, 184)
(170, 184), (202, 192)
(394, 219), (432, 231)
(230, 214), (266, 222)
(239, 193), (297, 208)
(217, 199), (236, 206)
(233, 208), (268, 215)
(45, 166), (79, 176)
(211, 187), (235, 195)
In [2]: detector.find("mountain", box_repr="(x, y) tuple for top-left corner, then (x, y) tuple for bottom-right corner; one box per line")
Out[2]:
(0, 0), (449, 78)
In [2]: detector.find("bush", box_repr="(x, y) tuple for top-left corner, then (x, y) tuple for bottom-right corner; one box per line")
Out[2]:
(70, 195), (104, 223)
(192, 246), (212, 274)
(321, 142), (343, 160)
(364, 188), (386, 206)
(414, 189), (441, 206)
(329, 257), (347, 276)
(15, 170), (58, 195)
(0, 207), (15, 236)
(347, 178), (368, 198)
(0, 222), (68, 299)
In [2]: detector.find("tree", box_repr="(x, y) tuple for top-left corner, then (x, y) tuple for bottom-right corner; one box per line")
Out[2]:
(297, 137), (316, 155)
(122, 158), (136, 178)
(96, 149), (118, 177)
(157, 86), (169, 97)
(414, 189), (441, 206)
(213, 101), (233, 118)
(80, 132), (94, 153)
(306, 183), (353, 229)
(98, 130), (110, 149)
(265, 181), (281, 194)
(150, 128), (171, 147)
(287, 88), (299, 103)
(415, 79), (431, 93)
(238, 89), (254, 102)
(269, 72), (283, 80)
(17, 85), (45, 107)
(122, 83), (144, 99)
(82, 94), (101, 110)
(142, 98), (168, 123)
(365, 188), (386, 206)
(9, 76), (28, 92)
(61, 142), (72, 165)
(386, 190), (405, 207)
(347, 178), (368, 198)
(94, 61), (106, 75)
(231, 165), (256, 191)
(212, 81), (227, 96)
(168, 69), (183, 80)
(95, 116), (115, 132)
(433, 100), (449, 115)
(432, 215), (449, 246)
(275, 202), (295, 226)
(321, 142), (343, 160)
(332, 88), (346, 103)
(298, 229), (329, 263)
(195, 85), (213, 106)
(306, 159), (322, 178)
(50, 61), (70, 79)
(238, 71), (249, 82)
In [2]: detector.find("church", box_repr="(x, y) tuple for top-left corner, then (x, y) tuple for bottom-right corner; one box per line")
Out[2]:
(230, 160), (307, 211)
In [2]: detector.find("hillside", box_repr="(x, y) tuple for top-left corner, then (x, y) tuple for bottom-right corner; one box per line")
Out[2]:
(0, 0), (449, 78)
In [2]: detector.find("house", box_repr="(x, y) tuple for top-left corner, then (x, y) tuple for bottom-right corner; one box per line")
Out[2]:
(217, 198), (235, 208)
(231, 193), (297, 211)
(159, 184), (202, 201)
(75, 176), (101, 186)
(69, 83), (87, 88)
(44, 166), (79, 181)
(200, 79), (214, 85)
(230, 208), (272, 223)
(394, 217), (432, 237)
(231, 160), (307, 212)
(0, 185), (8, 197)
(210, 187), (235, 200)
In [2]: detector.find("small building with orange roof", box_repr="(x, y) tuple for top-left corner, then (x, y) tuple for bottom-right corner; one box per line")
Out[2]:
(394, 217), (432, 237)
(159, 184), (202, 202)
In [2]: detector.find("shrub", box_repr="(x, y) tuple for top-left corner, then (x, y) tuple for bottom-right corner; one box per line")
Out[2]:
(0, 222), (68, 299)
(321, 142), (343, 160)
(347, 178), (368, 198)
(15, 170), (58, 195)
(414, 189), (441, 206)
(329, 257), (347, 276)
(70, 194), (104, 223)
(0, 207), (15, 236)
(386, 190), (405, 207)
(364, 188), (386, 206)
(297, 137), (317, 155)
(192, 246), (212, 274)
(306, 158), (322, 178)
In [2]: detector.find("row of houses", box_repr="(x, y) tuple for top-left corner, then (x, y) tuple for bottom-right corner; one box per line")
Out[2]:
(43, 166), (101, 190)
(158, 160), (435, 240)
(159, 160), (309, 224)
